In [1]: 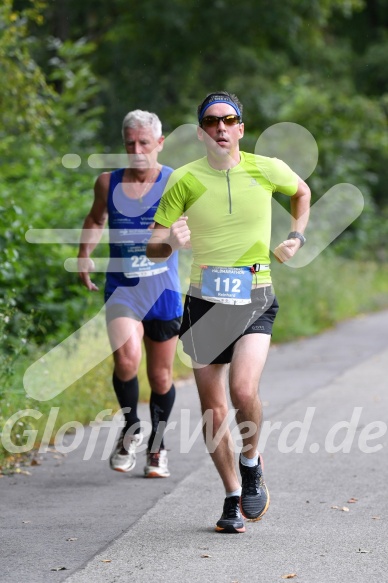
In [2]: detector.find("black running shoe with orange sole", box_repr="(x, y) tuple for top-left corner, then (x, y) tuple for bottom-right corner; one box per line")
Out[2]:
(215, 495), (246, 533)
(239, 455), (270, 521)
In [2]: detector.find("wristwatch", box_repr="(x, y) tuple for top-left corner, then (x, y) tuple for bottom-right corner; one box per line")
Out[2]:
(287, 231), (306, 247)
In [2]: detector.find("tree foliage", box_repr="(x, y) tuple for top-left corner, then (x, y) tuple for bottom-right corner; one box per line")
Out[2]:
(0, 0), (55, 152)
(0, 1), (103, 347)
(27, 0), (388, 215)
(1, 0), (388, 353)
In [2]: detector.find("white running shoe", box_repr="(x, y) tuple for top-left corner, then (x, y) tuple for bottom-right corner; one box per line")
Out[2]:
(109, 430), (143, 473)
(144, 449), (170, 478)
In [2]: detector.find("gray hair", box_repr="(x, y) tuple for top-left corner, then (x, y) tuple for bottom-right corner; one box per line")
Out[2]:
(121, 109), (162, 139)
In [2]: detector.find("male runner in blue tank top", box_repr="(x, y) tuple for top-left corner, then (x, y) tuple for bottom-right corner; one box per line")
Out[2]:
(78, 110), (182, 478)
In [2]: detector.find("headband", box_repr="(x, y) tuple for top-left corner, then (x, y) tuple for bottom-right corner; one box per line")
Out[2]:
(198, 94), (241, 122)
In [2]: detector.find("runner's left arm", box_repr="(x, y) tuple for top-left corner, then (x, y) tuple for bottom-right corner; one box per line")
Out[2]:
(274, 177), (311, 263)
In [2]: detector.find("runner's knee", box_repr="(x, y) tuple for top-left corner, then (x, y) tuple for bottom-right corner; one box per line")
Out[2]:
(230, 388), (258, 413)
(113, 352), (140, 379)
(147, 368), (173, 393)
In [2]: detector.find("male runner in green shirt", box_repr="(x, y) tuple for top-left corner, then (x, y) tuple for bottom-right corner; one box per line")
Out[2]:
(147, 91), (311, 533)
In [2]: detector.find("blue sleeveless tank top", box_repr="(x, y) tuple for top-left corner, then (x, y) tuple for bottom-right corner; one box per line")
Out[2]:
(104, 167), (182, 321)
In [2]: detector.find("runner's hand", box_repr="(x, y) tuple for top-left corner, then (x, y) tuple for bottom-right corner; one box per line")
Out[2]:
(274, 238), (301, 264)
(170, 216), (191, 251)
(78, 257), (99, 291)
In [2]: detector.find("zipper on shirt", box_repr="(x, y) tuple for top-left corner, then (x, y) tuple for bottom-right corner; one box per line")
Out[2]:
(226, 169), (232, 214)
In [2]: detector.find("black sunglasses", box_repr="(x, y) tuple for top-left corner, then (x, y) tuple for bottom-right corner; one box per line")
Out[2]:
(200, 114), (241, 128)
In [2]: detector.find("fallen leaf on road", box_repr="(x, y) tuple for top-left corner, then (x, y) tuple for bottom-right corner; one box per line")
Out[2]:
(356, 549), (370, 554)
(14, 469), (31, 476)
(281, 574), (297, 579)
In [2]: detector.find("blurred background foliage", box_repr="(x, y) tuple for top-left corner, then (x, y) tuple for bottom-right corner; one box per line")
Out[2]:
(1, 0), (388, 463)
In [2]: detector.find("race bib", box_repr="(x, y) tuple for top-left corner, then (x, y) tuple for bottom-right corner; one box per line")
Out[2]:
(122, 243), (169, 278)
(201, 266), (252, 305)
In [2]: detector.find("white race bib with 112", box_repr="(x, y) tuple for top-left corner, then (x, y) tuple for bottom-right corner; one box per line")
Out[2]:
(201, 266), (252, 305)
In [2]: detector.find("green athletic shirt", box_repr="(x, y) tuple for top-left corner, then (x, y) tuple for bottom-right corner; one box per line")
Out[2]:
(154, 151), (299, 285)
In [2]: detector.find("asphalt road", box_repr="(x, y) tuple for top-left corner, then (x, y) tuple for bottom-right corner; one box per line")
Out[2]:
(1, 310), (388, 583)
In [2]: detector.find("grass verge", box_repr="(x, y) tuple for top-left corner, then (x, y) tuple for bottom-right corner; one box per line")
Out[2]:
(1, 255), (388, 470)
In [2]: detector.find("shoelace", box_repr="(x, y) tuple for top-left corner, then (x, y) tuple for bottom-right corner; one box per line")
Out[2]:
(118, 432), (139, 455)
(148, 452), (161, 467)
(116, 434), (127, 455)
(243, 465), (263, 495)
(126, 435), (140, 454)
(223, 497), (240, 518)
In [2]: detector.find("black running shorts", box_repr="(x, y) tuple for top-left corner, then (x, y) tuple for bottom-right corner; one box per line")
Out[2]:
(179, 285), (279, 365)
(105, 302), (181, 342)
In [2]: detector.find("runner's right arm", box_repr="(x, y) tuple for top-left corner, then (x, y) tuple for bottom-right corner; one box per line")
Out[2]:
(77, 172), (110, 291)
(146, 217), (190, 262)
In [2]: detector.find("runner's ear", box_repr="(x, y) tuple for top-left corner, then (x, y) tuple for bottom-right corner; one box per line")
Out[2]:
(156, 136), (165, 151)
(197, 127), (205, 142)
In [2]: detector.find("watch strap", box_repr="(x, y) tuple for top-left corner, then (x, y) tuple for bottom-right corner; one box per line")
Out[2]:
(287, 231), (306, 247)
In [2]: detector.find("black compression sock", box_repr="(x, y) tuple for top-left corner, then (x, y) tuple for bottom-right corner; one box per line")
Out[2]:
(112, 372), (141, 433)
(148, 384), (176, 452)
